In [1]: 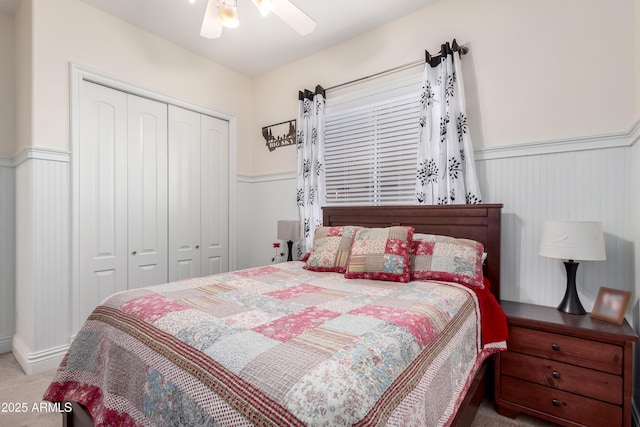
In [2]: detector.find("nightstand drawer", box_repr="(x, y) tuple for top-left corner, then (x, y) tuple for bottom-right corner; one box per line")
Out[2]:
(501, 376), (622, 426)
(509, 326), (622, 374)
(501, 351), (623, 404)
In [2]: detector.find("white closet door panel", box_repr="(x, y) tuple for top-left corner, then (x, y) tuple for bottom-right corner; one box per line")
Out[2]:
(127, 95), (168, 288)
(205, 257), (222, 276)
(176, 260), (196, 280)
(200, 115), (229, 275)
(78, 81), (128, 322)
(168, 106), (201, 281)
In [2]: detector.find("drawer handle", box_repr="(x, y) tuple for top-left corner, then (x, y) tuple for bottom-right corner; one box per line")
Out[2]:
(552, 399), (561, 407)
(552, 371), (561, 379)
(551, 344), (560, 351)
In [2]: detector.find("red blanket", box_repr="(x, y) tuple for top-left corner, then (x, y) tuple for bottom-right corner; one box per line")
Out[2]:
(474, 277), (508, 346)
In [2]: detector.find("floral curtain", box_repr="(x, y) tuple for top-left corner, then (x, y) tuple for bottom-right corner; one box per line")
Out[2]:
(297, 85), (326, 255)
(415, 41), (482, 205)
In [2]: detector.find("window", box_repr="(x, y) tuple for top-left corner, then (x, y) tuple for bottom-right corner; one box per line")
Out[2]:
(324, 77), (421, 206)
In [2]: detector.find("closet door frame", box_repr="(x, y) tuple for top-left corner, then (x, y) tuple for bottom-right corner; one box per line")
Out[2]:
(69, 64), (238, 335)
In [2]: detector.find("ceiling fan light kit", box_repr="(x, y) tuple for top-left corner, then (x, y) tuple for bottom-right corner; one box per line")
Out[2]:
(251, 0), (273, 17)
(196, 0), (316, 39)
(219, 0), (240, 28)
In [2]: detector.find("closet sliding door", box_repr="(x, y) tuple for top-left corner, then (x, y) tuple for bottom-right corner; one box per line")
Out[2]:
(78, 81), (128, 324)
(200, 114), (229, 276)
(78, 81), (169, 320)
(168, 106), (201, 280)
(76, 78), (230, 325)
(127, 96), (168, 288)
(168, 106), (229, 281)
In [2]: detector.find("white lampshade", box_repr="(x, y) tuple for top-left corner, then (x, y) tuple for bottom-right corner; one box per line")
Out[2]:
(539, 221), (606, 261)
(277, 220), (301, 241)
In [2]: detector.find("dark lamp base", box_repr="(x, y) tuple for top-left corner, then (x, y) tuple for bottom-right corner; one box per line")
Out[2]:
(286, 240), (294, 261)
(557, 261), (586, 315)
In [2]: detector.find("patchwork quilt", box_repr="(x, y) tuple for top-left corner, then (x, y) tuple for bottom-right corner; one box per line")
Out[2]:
(44, 261), (506, 427)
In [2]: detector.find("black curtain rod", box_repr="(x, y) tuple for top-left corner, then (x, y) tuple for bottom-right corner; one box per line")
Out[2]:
(425, 39), (468, 67)
(327, 39), (469, 92)
(298, 85), (326, 101)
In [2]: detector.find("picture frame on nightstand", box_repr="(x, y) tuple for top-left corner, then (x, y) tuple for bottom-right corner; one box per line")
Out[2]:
(591, 286), (631, 325)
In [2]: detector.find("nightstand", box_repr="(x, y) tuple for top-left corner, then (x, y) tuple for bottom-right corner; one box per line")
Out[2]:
(494, 300), (638, 427)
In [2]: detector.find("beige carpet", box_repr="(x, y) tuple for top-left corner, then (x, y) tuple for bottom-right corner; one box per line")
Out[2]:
(0, 353), (60, 427)
(0, 352), (557, 426)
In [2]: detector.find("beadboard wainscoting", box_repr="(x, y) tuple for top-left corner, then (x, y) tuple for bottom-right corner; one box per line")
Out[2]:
(477, 145), (633, 309)
(0, 157), (15, 355)
(13, 149), (71, 374)
(1, 123), (637, 374)
(236, 173), (299, 269)
(237, 125), (638, 313)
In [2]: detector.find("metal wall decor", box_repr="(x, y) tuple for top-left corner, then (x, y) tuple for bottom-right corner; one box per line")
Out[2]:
(263, 119), (296, 151)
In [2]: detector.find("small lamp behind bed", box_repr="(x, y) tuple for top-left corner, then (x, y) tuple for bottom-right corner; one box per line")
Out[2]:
(539, 220), (606, 315)
(277, 220), (301, 261)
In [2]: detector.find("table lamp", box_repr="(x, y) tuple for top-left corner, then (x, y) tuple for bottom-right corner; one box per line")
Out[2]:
(539, 221), (606, 314)
(277, 220), (301, 261)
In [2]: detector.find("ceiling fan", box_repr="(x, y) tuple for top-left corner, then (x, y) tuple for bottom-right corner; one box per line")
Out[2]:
(193, 0), (317, 39)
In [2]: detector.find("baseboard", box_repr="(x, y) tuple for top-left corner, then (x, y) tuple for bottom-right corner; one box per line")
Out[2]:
(0, 335), (12, 354)
(12, 335), (68, 375)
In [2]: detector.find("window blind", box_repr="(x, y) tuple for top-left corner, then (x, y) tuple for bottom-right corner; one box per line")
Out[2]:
(324, 82), (421, 206)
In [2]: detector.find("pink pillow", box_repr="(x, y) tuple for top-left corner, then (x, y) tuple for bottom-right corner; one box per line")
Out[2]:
(304, 226), (360, 273)
(345, 226), (414, 283)
(410, 234), (484, 288)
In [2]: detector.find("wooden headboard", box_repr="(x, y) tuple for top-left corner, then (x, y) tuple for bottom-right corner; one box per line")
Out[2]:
(322, 204), (503, 301)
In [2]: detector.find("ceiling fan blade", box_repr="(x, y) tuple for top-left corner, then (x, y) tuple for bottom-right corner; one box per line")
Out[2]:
(271, 0), (316, 36)
(200, 0), (223, 38)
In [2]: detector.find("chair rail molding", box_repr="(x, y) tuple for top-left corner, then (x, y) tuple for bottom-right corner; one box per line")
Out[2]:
(630, 118), (640, 147)
(475, 118), (640, 161)
(237, 172), (296, 183)
(13, 147), (71, 165)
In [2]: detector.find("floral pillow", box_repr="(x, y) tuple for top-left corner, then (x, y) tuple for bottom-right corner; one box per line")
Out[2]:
(304, 226), (360, 273)
(344, 226), (414, 283)
(410, 234), (484, 288)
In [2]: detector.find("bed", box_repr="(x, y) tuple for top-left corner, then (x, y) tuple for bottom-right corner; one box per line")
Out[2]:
(45, 204), (506, 427)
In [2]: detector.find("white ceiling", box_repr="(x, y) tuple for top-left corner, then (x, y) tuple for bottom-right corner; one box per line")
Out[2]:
(72, 0), (434, 77)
